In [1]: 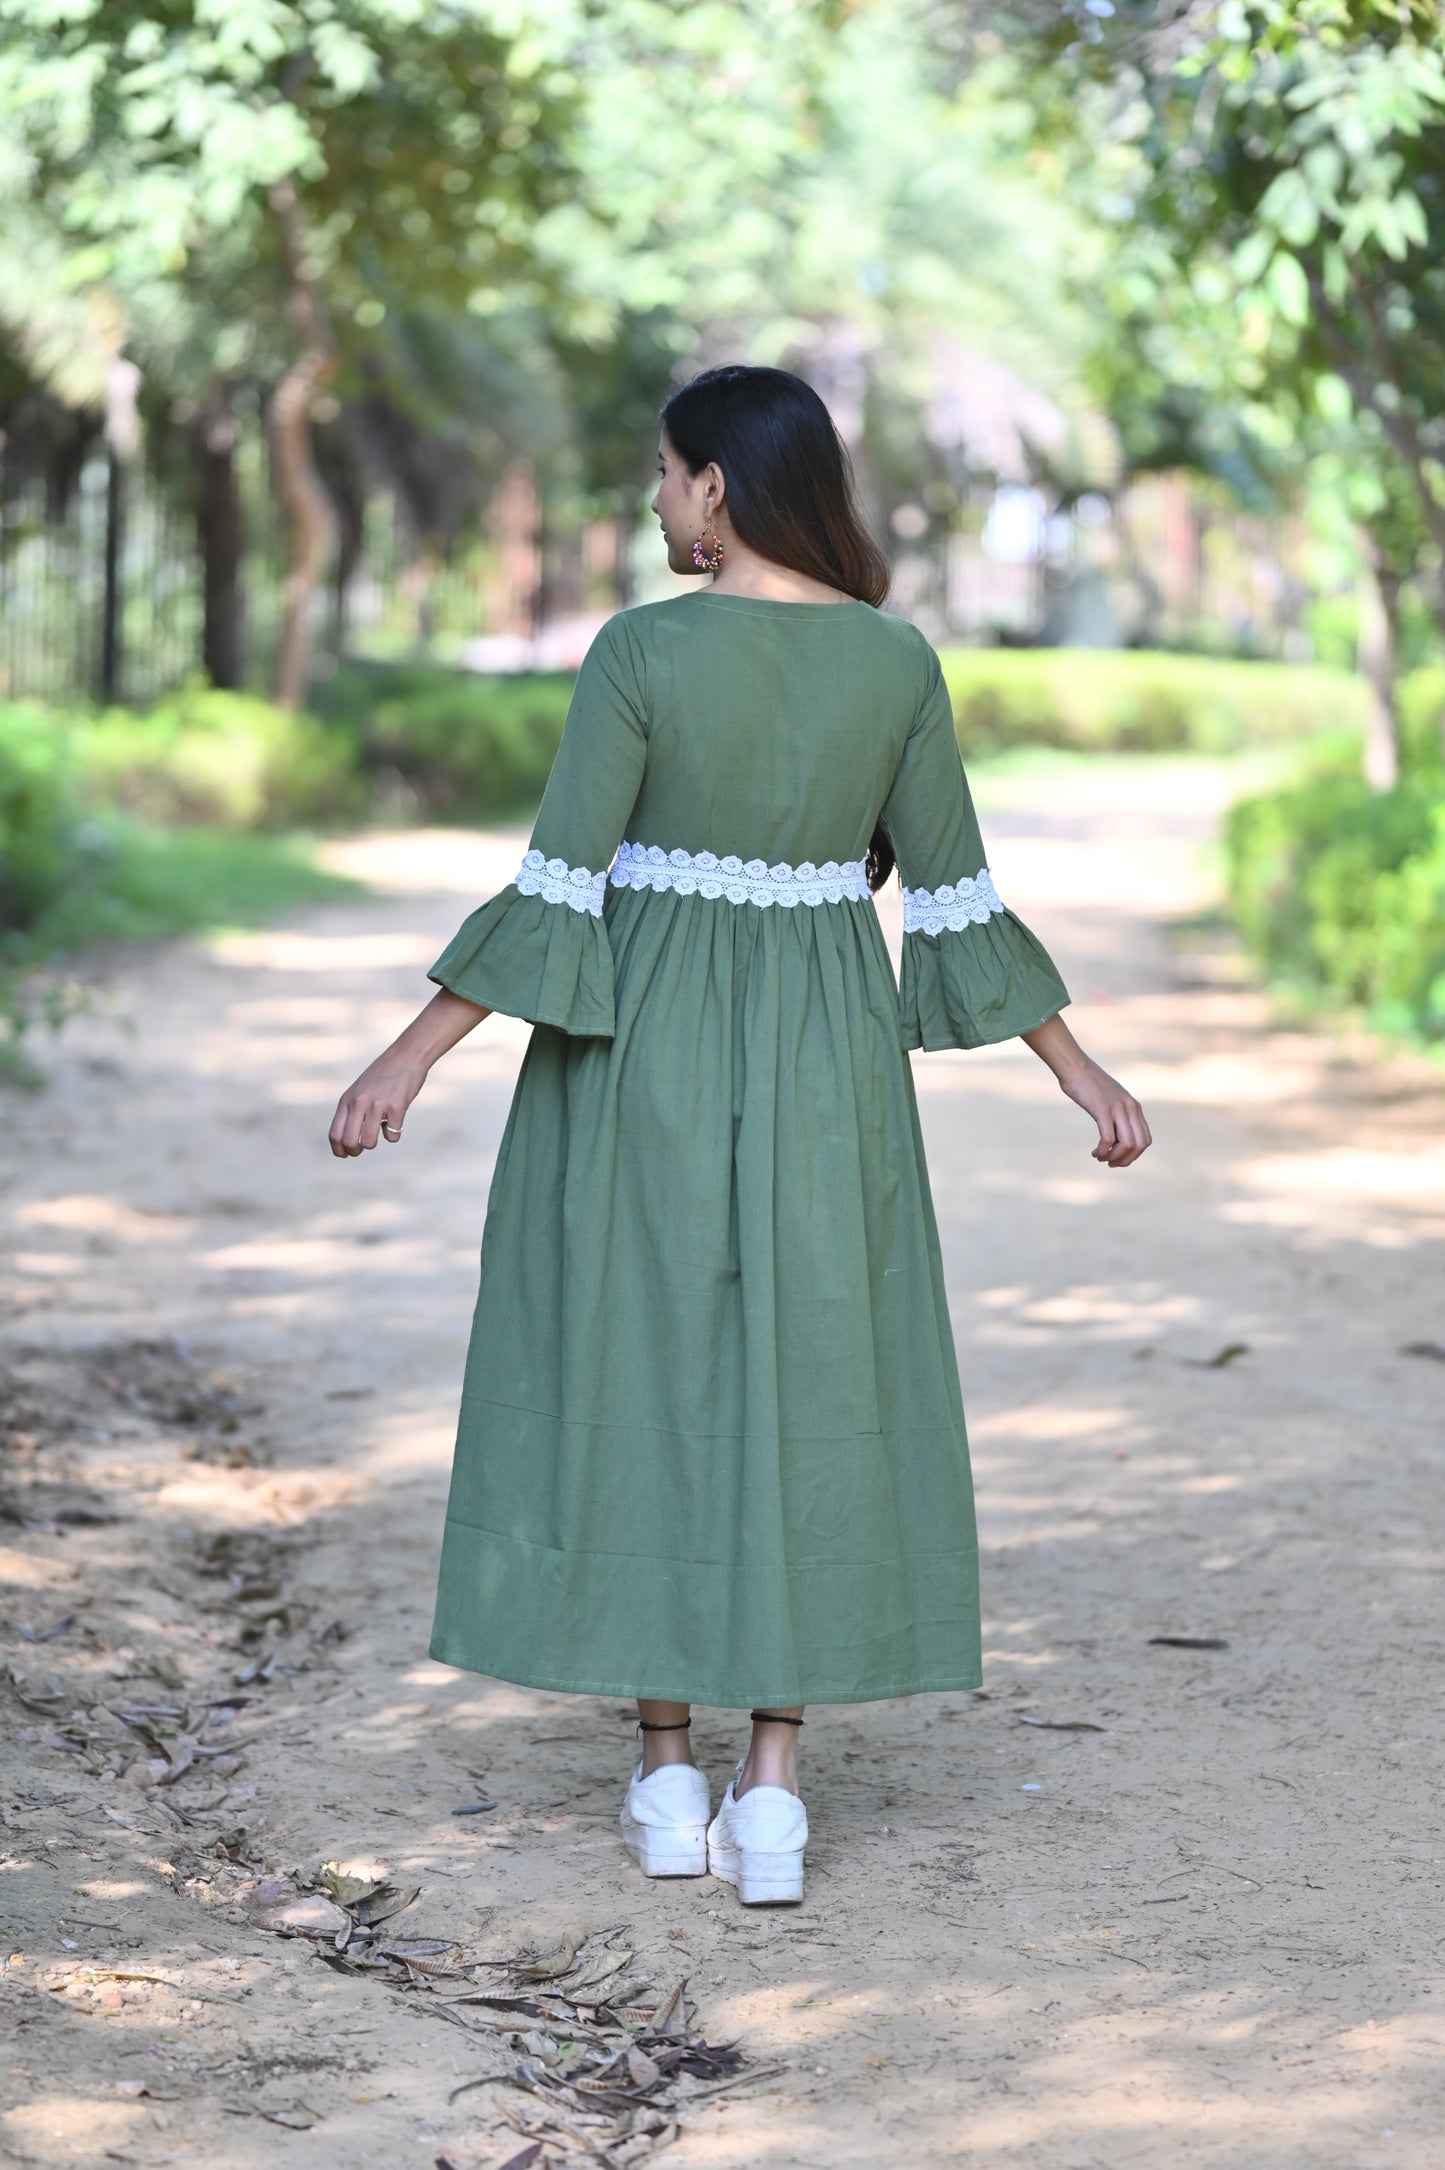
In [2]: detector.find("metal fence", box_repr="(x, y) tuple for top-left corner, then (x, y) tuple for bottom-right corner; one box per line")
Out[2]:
(0, 421), (293, 709)
(0, 445), (199, 707)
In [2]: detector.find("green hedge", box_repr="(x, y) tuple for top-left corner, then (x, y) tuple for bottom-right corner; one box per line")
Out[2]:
(1, 665), (570, 963)
(81, 684), (363, 829)
(1226, 769), (1445, 1043)
(0, 703), (86, 935)
(0, 666), (570, 1074)
(938, 647), (1372, 755)
(0, 696), (360, 1080)
(1223, 665), (1445, 1044)
(314, 662), (572, 817)
(1, 688), (365, 946)
(1396, 664), (1445, 778)
(317, 649), (1380, 803)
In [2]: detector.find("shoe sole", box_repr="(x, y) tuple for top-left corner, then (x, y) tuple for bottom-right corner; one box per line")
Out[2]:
(620, 1820), (707, 1878)
(707, 1840), (804, 1905)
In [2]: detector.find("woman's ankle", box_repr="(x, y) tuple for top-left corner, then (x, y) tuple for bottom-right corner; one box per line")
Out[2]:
(736, 1754), (797, 1796)
(737, 1708), (804, 1796)
(636, 1699), (694, 1777)
(640, 1738), (697, 1776)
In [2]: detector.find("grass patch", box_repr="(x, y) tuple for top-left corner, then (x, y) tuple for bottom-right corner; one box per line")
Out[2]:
(39, 821), (363, 951)
(3, 822), (363, 1084)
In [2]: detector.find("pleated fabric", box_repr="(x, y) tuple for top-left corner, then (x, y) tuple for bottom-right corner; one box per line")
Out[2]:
(427, 592), (1069, 1705)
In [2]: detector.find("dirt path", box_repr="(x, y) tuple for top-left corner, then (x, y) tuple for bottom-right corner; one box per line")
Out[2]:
(3, 759), (1443, 2170)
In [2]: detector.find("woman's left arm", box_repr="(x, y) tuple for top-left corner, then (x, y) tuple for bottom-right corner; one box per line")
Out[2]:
(329, 988), (489, 1160)
(1021, 1011), (1152, 1169)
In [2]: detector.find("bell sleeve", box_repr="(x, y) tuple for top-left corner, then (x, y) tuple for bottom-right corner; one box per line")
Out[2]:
(880, 645), (1070, 1052)
(427, 615), (648, 1036)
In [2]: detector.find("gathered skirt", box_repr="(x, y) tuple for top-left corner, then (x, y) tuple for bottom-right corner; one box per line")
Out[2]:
(428, 884), (982, 1706)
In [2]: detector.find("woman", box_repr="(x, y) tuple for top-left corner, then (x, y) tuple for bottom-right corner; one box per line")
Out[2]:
(329, 365), (1150, 1907)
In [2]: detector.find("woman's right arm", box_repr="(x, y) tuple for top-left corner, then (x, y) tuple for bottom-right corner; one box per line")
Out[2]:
(1021, 1010), (1151, 1168)
(879, 641), (1150, 1167)
(878, 644), (1072, 1052)
(328, 988), (489, 1159)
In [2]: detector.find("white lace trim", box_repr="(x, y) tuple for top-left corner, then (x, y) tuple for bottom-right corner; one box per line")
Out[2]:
(902, 869), (1004, 935)
(515, 848), (607, 917)
(609, 840), (870, 908)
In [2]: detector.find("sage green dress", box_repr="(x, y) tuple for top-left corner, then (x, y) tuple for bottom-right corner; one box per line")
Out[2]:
(427, 591), (1068, 1706)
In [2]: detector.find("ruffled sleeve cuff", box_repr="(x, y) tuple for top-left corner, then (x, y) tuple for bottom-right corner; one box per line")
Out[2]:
(898, 872), (1069, 1052)
(427, 850), (616, 1037)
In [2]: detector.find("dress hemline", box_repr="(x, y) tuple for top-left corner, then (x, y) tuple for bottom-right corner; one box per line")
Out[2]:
(426, 1635), (984, 1708)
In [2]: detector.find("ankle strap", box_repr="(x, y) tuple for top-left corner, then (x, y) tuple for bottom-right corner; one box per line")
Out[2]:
(636, 1717), (691, 1732)
(750, 1710), (804, 1726)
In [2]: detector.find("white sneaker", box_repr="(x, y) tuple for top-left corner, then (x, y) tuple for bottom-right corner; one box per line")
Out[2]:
(619, 1759), (711, 1877)
(706, 1759), (808, 1904)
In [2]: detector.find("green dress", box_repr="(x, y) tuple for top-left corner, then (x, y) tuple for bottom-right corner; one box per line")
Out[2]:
(427, 591), (1068, 1706)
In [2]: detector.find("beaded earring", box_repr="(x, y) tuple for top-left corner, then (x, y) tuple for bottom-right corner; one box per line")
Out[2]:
(692, 526), (724, 572)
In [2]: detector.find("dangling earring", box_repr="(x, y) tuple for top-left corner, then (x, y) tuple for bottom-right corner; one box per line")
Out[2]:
(692, 525), (724, 572)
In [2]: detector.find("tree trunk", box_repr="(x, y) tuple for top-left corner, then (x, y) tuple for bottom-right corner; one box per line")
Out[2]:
(399, 546), (440, 656)
(269, 182), (336, 711)
(190, 378), (244, 690)
(1356, 533), (1401, 792)
(98, 449), (123, 704)
(317, 420), (366, 657)
(534, 485), (554, 636)
(98, 356), (143, 704)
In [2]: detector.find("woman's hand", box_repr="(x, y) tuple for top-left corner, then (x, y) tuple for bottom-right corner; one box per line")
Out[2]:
(1020, 1013), (1152, 1168)
(1055, 1053), (1151, 1167)
(328, 1052), (429, 1158)
(327, 987), (490, 1161)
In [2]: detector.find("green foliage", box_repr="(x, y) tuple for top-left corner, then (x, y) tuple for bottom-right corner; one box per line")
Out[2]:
(0, 692), (361, 1079)
(1226, 764), (1445, 1043)
(1397, 663), (1445, 777)
(0, 0), (1098, 588)
(79, 685), (363, 829)
(31, 821), (359, 954)
(1043, 0), (1445, 658)
(0, 702), (90, 934)
(314, 662), (572, 816)
(937, 647), (1371, 757)
(0, 1), (580, 360)
(1, 814), (360, 1083)
(0, 0), (835, 449)
(0, 659), (572, 1075)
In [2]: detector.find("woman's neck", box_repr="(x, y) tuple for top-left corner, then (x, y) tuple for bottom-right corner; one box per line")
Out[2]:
(704, 541), (850, 605)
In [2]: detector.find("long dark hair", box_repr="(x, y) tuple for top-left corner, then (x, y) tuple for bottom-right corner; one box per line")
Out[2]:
(660, 365), (897, 891)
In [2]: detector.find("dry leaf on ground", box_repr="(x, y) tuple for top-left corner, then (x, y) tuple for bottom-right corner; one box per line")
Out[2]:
(1017, 1715), (1105, 1732)
(260, 2102), (323, 2129)
(509, 1935), (583, 1981)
